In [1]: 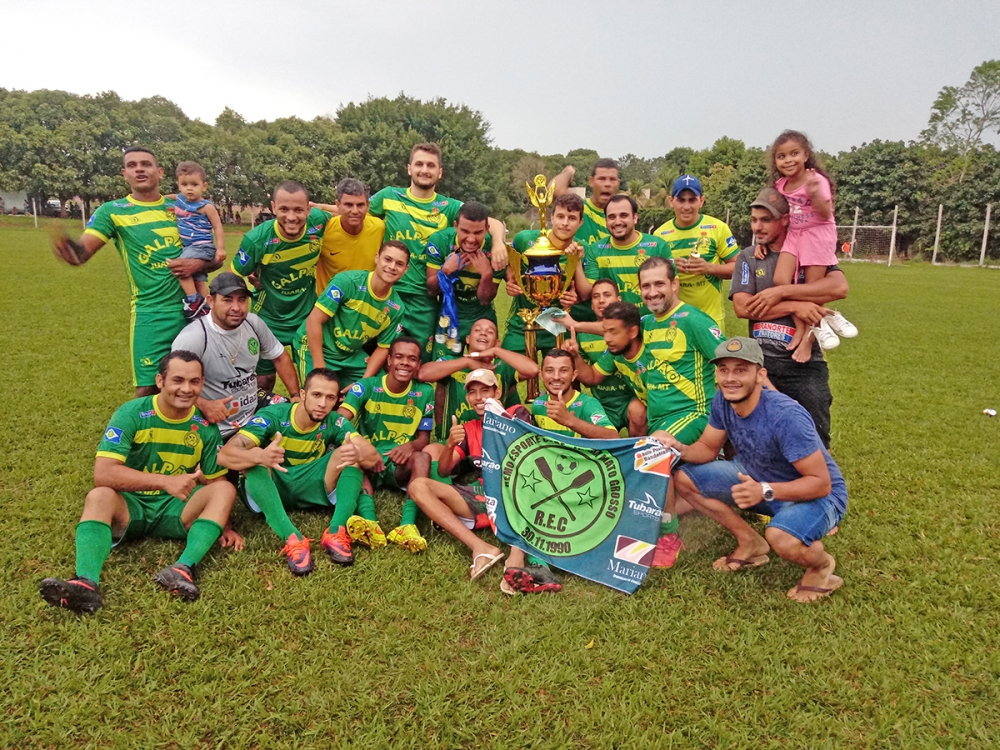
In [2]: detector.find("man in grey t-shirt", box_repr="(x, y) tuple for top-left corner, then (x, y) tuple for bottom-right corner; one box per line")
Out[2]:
(728, 189), (849, 448)
(172, 272), (300, 438)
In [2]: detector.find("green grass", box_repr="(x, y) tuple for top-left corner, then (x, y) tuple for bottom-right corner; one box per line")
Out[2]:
(2, 220), (1000, 748)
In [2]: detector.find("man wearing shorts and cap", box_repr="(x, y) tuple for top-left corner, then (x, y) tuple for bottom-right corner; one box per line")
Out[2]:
(729, 189), (849, 448)
(659, 337), (848, 603)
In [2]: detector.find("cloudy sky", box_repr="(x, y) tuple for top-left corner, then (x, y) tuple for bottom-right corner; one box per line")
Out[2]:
(3, 0), (998, 157)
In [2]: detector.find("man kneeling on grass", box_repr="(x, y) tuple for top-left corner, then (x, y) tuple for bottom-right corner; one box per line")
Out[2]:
(408, 369), (507, 580)
(658, 337), (847, 603)
(40, 351), (237, 613)
(217, 367), (381, 574)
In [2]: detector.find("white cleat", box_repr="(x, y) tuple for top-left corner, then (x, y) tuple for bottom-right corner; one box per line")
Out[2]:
(825, 310), (858, 338)
(811, 318), (840, 351)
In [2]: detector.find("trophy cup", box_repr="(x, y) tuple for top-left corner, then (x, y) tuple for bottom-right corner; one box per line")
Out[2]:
(507, 174), (580, 398)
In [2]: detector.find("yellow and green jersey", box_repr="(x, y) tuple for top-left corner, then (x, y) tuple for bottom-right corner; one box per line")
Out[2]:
(85, 196), (183, 311)
(301, 270), (405, 361)
(96, 395), (225, 502)
(231, 208), (331, 343)
(577, 331), (634, 422)
(583, 231), (672, 313)
(425, 227), (507, 336)
(341, 375), (434, 456)
(238, 401), (355, 466)
(577, 198), (609, 246)
(653, 214), (739, 328)
(528, 389), (613, 437)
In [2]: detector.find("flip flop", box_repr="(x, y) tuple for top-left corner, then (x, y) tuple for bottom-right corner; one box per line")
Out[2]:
(790, 575), (844, 602)
(470, 552), (505, 581)
(714, 554), (769, 571)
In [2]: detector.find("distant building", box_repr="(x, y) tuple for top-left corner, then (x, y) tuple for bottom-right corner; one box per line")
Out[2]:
(0, 191), (28, 214)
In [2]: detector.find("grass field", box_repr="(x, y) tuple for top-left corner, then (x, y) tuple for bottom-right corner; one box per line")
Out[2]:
(2, 219), (1000, 748)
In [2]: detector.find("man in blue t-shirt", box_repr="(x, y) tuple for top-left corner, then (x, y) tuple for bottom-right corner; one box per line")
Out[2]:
(656, 337), (847, 603)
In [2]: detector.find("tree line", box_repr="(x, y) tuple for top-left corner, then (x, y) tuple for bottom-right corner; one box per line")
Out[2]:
(1, 60), (997, 260)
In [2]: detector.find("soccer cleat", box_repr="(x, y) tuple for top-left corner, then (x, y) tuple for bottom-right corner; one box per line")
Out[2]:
(503, 565), (563, 594)
(651, 533), (684, 569)
(182, 295), (209, 321)
(387, 524), (427, 553)
(346, 515), (387, 549)
(280, 535), (314, 575)
(154, 563), (200, 602)
(39, 576), (103, 614)
(824, 310), (858, 338)
(810, 318), (840, 351)
(321, 527), (354, 566)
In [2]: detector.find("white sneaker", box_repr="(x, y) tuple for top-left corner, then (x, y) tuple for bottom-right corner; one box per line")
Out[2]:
(811, 318), (840, 351)
(825, 310), (858, 338)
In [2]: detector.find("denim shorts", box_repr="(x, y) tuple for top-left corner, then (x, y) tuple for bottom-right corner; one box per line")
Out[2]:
(180, 243), (217, 282)
(679, 459), (844, 546)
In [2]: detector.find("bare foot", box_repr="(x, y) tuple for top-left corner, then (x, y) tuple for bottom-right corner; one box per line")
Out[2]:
(791, 331), (814, 363)
(712, 538), (770, 571)
(787, 555), (842, 602)
(826, 525), (839, 537)
(785, 324), (806, 351)
(469, 546), (504, 579)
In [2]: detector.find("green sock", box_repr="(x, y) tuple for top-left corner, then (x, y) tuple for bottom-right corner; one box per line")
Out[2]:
(357, 493), (377, 522)
(660, 513), (678, 536)
(75, 520), (112, 583)
(177, 519), (223, 567)
(330, 466), (363, 531)
(430, 460), (452, 486)
(526, 554), (548, 568)
(246, 466), (301, 541)
(399, 498), (420, 527)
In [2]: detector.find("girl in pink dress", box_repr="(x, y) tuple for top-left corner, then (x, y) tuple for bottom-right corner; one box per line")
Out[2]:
(769, 130), (856, 362)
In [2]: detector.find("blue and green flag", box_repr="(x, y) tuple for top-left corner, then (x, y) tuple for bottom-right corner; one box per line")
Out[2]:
(481, 410), (678, 594)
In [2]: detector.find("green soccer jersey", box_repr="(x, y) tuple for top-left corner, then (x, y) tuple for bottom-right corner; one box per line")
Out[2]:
(576, 198), (610, 246)
(85, 196), (183, 311)
(577, 331), (634, 420)
(96, 395), (226, 502)
(238, 401), (355, 467)
(528, 389), (613, 437)
(341, 375), (435, 456)
(231, 208), (331, 343)
(299, 270), (405, 361)
(584, 232), (673, 313)
(425, 227), (507, 335)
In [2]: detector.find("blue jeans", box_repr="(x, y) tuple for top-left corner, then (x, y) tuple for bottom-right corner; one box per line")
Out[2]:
(680, 459), (845, 546)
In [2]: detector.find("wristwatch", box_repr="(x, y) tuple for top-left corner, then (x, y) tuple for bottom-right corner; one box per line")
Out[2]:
(760, 482), (775, 502)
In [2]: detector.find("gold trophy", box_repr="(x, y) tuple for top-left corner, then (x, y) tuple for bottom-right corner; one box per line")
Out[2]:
(507, 174), (580, 398)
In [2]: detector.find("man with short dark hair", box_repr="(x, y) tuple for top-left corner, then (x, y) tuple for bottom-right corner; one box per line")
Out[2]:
(663, 337), (848, 603)
(52, 148), (222, 396)
(172, 272), (299, 439)
(729, 188), (849, 448)
(312, 178), (386, 291)
(553, 157), (621, 245)
(39, 351), (237, 613)
(231, 180), (332, 391)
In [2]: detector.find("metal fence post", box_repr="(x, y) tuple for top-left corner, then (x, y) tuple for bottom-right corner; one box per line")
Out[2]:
(850, 206), (859, 256)
(980, 203), (992, 267)
(887, 205), (898, 266)
(32, 198), (38, 229)
(931, 204), (943, 264)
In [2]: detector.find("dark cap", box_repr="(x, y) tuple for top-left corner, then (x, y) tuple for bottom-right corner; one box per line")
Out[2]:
(671, 174), (703, 197)
(209, 272), (250, 297)
(750, 188), (789, 219)
(711, 337), (764, 366)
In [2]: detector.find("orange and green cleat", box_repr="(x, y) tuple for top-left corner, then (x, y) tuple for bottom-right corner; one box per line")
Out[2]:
(280, 535), (313, 575)
(154, 563), (200, 601)
(346, 515), (387, 549)
(321, 527), (354, 566)
(651, 533), (684, 569)
(39, 576), (103, 614)
(387, 524), (427, 553)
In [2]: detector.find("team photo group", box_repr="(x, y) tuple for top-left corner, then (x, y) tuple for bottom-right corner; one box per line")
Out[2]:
(42, 130), (856, 613)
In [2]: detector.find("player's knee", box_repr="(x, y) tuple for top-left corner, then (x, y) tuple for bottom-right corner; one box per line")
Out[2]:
(764, 526), (799, 557)
(422, 443), (445, 461)
(408, 450), (431, 475)
(673, 468), (696, 498)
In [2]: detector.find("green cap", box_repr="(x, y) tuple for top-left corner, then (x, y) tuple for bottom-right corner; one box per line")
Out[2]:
(711, 337), (764, 366)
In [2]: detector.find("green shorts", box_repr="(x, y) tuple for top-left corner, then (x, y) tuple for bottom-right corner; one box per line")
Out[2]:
(132, 307), (186, 387)
(245, 453), (336, 512)
(370, 459), (402, 491)
(592, 391), (631, 432)
(293, 333), (369, 387)
(649, 412), (708, 444)
(116, 488), (198, 544)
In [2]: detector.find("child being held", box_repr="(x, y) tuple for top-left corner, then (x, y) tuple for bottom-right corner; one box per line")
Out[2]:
(174, 161), (225, 320)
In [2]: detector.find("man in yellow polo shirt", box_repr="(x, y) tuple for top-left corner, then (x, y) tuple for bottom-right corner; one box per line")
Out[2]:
(313, 178), (385, 292)
(654, 175), (739, 330)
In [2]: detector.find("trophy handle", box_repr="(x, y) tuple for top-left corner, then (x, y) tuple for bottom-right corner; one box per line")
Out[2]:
(508, 245), (525, 293)
(562, 248), (580, 296)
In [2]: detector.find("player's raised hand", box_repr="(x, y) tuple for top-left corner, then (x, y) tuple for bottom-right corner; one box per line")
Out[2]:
(260, 432), (287, 472)
(161, 470), (200, 500)
(563, 327), (579, 356)
(565, 241), (584, 258)
(732, 472), (764, 509)
(559, 285), (579, 308)
(442, 251), (462, 276)
(505, 276), (523, 297)
(335, 435), (362, 469)
(446, 415), (466, 447)
(545, 390), (571, 425)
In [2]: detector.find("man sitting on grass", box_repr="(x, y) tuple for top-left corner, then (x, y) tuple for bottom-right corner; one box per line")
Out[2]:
(40, 351), (237, 613)
(660, 337), (847, 603)
(407, 369), (507, 581)
(217, 367), (381, 574)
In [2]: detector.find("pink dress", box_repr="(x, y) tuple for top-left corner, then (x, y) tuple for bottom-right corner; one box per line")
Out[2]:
(776, 174), (837, 267)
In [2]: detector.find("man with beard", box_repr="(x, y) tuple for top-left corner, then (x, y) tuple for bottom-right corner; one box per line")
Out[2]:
(552, 158), (621, 246)
(662, 337), (847, 602)
(574, 194), (673, 313)
(52, 147), (222, 396)
(218, 367), (381, 574)
(231, 181), (331, 392)
(40, 351), (237, 612)
(172, 272), (299, 440)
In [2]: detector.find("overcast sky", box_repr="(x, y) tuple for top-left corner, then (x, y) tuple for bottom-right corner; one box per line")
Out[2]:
(3, 1), (998, 158)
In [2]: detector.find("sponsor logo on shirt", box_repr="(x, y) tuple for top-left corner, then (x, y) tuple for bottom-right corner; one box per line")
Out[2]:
(590, 413), (606, 425)
(140, 409), (155, 418)
(237, 249), (250, 265)
(387, 300), (400, 311)
(756, 268), (766, 277)
(710, 327), (724, 340)
(701, 224), (717, 230)
(741, 262), (750, 285)
(251, 416), (271, 427)
(351, 383), (365, 396)
(193, 416), (208, 426)
(104, 427), (122, 444)
(726, 236), (737, 248)
(327, 285), (342, 301)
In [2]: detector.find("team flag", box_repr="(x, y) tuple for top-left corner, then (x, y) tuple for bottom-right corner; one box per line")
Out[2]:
(481, 408), (679, 594)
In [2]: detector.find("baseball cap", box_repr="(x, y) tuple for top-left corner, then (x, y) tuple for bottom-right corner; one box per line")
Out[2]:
(750, 187), (789, 219)
(209, 272), (250, 297)
(465, 368), (499, 389)
(711, 337), (764, 366)
(671, 174), (703, 197)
